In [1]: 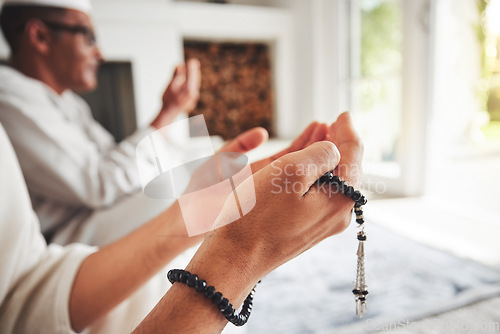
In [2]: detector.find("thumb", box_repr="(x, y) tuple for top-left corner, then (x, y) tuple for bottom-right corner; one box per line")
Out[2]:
(277, 141), (341, 188)
(219, 127), (269, 153)
(170, 64), (187, 88)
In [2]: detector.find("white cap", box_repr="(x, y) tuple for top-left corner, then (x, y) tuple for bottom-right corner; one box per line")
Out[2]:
(1, 0), (92, 14)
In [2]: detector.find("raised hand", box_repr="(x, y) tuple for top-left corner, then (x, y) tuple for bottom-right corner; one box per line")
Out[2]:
(151, 59), (202, 129)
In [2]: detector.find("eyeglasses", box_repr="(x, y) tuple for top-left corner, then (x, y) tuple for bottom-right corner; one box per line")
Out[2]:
(41, 20), (97, 46)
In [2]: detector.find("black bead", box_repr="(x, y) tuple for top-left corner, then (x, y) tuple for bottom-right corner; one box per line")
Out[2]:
(170, 270), (179, 282)
(331, 175), (340, 183)
(319, 173), (331, 184)
(362, 290), (369, 295)
(345, 186), (355, 197)
(167, 270), (174, 283)
(359, 297), (366, 301)
(354, 209), (363, 215)
(241, 307), (250, 316)
(187, 274), (198, 287)
(195, 279), (207, 292)
(351, 190), (362, 201)
(238, 314), (248, 325)
(356, 218), (364, 224)
(218, 298), (229, 310)
(357, 196), (367, 205)
(179, 271), (191, 283)
(204, 286), (216, 299)
(226, 313), (238, 322)
(352, 289), (361, 294)
(222, 305), (234, 316)
(357, 234), (367, 241)
(213, 292), (223, 305)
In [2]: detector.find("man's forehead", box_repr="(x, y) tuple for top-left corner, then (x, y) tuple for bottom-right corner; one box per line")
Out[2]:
(63, 9), (93, 26)
(2, 0), (92, 14)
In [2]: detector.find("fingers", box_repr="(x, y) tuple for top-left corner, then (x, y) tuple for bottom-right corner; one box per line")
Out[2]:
(327, 112), (360, 144)
(327, 112), (363, 187)
(288, 122), (320, 152)
(305, 122), (328, 147)
(163, 59), (201, 113)
(272, 122), (327, 160)
(185, 58), (201, 95)
(275, 141), (341, 192)
(219, 127), (269, 153)
(170, 59), (201, 93)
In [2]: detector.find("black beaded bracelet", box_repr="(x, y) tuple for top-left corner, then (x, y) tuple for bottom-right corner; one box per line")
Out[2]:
(167, 269), (258, 326)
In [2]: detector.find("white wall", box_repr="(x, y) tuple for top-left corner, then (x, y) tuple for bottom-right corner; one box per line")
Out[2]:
(91, 0), (183, 127)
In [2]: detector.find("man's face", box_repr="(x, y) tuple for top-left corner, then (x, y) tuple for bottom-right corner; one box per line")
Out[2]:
(46, 10), (103, 93)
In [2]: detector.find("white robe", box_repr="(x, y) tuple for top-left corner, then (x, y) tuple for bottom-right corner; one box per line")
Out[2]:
(0, 66), (184, 332)
(0, 123), (96, 333)
(0, 65), (172, 245)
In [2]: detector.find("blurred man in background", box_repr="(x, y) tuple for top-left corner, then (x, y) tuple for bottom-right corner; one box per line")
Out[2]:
(0, 0), (203, 245)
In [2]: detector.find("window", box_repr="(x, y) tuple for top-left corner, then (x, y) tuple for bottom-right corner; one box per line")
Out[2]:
(482, 0), (500, 139)
(351, 0), (403, 167)
(338, 0), (432, 196)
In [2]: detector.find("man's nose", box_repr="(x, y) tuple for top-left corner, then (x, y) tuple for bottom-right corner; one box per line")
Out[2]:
(95, 46), (104, 63)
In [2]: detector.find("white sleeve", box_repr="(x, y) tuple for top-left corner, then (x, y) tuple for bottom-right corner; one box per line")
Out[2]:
(0, 124), (96, 333)
(0, 89), (155, 209)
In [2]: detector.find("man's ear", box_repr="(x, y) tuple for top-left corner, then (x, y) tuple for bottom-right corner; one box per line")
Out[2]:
(25, 19), (52, 55)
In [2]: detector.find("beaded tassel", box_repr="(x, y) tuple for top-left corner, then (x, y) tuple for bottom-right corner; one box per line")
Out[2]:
(318, 171), (369, 318)
(354, 232), (367, 317)
(353, 204), (368, 318)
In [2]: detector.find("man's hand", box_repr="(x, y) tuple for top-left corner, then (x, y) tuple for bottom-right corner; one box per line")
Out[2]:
(151, 59), (202, 129)
(134, 141), (346, 333)
(134, 116), (364, 333)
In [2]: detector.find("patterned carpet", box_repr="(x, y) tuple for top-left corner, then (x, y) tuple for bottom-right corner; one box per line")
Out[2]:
(246, 222), (500, 334)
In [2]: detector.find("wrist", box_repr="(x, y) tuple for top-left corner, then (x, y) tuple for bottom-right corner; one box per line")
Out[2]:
(184, 228), (264, 308)
(150, 107), (183, 129)
(152, 201), (201, 263)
